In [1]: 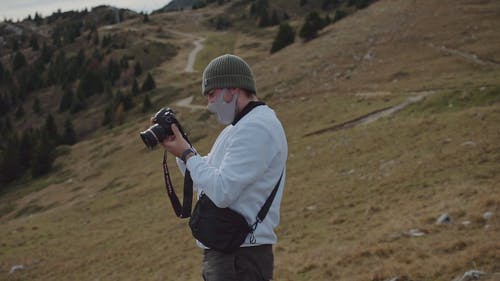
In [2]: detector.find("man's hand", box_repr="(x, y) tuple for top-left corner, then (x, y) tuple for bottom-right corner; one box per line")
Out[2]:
(161, 124), (190, 158)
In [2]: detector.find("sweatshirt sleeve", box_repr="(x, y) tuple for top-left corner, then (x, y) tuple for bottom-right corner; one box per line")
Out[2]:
(186, 122), (275, 208)
(176, 147), (207, 192)
(175, 157), (187, 176)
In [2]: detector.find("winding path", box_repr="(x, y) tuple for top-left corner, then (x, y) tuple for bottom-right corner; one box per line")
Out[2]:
(185, 37), (206, 72)
(428, 43), (500, 67)
(304, 91), (436, 137)
(174, 96), (206, 111)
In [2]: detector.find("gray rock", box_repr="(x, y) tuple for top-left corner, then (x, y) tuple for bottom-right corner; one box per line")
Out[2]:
(461, 141), (477, 147)
(453, 270), (485, 281)
(363, 51), (374, 61)
(305, 205), (317, 211)
(482, 211), (493, 220)
(406, 229), (426, 237)
(437, 213), (452, 224)
(9, 265), (24, 274)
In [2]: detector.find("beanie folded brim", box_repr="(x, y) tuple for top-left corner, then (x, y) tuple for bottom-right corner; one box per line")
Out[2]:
(203, 74), (256, 95)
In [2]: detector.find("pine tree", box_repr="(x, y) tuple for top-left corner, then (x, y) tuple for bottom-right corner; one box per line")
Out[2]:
(12, 51), (27, 72)
(78, 69), (105, 97)
(120, 55), (129, 69)
(134, 61), (142, 77)
(271, 9), (280, 26)
(322, 0), (339, 10)
(93, 30), (99, 45)
(15, 104), (25, 119)
(141, 73), (156, 92)
(34, 12), (43, 25)
(258, 10), (269, 27)
(132, 79), (140, 96)
(334, 9), (347, 22)
(0, 135), (23, 184)
(0, 61), (5, 83)
(348, 0), (375, 9)
(142, 94), (152, 113)
(283, 12), (290, 21)
(44, 113), (59, 143)
(40, 43), (53, 64)
(31, 130), (56, 177)
(114, 90), (134, 111)
(299, 12), (323, 41)
(102, 105), (113, 126)
(33, 96), (42, 114)
(61, 119), (77, 145)
(70, 92), (87, 113)
(249, 3), (257, 16)
(114, 103), (125, 125)
(4, 116), (13, 132)
(12, 39), (19, 51)
(107, 59), (121, 85)
(59, 88), (73, 112)
(0, 93), (9, 113)
(76, 49), (85, 69)
(19, 129), (34, 170)
(271, 23), (295, 54)
(323, 14), (331, 28)
(30, 34), (39, 50)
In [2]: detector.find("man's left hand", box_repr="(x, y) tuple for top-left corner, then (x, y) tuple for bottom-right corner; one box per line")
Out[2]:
(161, 124), (190, 158)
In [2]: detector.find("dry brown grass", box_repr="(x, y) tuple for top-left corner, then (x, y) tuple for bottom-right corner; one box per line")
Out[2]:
(1, 1), (500, 280)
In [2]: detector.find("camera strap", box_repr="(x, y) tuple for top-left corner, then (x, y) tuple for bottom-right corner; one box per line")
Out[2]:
(162, 150), (192, 218)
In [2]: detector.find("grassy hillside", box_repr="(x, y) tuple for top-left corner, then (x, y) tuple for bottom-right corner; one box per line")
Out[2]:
(1, 1), (499, 281)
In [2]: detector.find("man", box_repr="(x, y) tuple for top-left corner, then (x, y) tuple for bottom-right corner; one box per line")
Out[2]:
(162, 54), (287, 281)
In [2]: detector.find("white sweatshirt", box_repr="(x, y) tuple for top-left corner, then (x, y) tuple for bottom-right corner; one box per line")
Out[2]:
(176, 104), (287, 247)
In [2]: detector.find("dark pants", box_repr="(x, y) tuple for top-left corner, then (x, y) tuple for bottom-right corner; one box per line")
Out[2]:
(202, 245), (274, 281)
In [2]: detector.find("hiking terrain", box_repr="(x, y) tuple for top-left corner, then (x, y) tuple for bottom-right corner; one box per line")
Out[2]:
(1, 1), (499, 280)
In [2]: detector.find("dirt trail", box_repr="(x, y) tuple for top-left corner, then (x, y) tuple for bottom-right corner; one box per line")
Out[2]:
(174, 96), (206, 111)
(163, 29), (206, 73)
(305, 91), (436, 137)
(185, 37), (206, 72)
(124, 26), (205, 73)
(428, 43), (500, 67)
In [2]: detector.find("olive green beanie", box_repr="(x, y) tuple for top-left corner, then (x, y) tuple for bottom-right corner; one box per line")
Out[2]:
(202, 54), (256, 95)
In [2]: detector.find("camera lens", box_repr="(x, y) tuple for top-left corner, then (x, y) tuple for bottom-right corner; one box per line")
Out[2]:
(140, 124), (166, 149)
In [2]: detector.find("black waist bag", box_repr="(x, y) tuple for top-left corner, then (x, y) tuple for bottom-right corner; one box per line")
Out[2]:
(189, 194), (252, 253)
(189, 172), (283, 253)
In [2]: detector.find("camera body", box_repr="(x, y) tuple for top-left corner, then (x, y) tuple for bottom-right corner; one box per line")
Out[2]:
(140, 108), (186, 149)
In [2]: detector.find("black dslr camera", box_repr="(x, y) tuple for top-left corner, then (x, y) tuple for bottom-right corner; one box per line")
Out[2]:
(140, 108), (188, 149)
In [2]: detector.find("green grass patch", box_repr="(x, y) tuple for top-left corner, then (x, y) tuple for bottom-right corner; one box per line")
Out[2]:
(55, 145), (72, 157)
(101, 145), (123, 158)
(15, 202), (57, 218)
(406, 86), (500, 114)
(100, 177), (123, 192)
(194, 33), (238, 72)
(130, 41), (178, 71)
(0, 202), (16, 217)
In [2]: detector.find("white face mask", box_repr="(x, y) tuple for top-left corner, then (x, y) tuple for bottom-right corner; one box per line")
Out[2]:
(207, 89), (238, 125)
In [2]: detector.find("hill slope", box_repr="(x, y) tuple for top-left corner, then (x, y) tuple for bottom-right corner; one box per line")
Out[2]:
(1, 1), (499, 281)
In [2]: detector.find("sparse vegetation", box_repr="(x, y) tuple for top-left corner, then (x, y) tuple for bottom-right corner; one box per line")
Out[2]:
(271, 23), (295, 53)
(299, 11), (324, 41)
(141, 73), (156, 92)
(0, 1), (499, 281)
